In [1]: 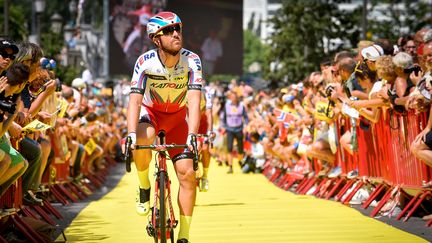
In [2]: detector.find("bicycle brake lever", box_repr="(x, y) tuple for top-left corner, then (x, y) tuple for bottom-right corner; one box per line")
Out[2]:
(191, 135), (199, 171)
(124, 136), (132, 172)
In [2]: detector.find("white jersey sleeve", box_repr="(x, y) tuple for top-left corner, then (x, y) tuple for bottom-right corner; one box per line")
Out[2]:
(185, 52), (203, 90)
(205, 89), (213, 109)
(130, 52), (151, 95)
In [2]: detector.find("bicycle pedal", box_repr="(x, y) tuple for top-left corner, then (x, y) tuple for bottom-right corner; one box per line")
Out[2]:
(146, 224), (155, 237)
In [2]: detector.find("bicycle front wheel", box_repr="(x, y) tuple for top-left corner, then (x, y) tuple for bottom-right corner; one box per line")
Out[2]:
(159, 172), (167, 243)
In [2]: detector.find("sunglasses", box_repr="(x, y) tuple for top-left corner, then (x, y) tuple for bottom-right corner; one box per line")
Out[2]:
(0, 52), (15, 60)
(156, 25), (182, 36)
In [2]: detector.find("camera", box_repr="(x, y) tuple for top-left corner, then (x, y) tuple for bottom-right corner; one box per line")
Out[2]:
(54, 78), (62, 92)
(0, 100), (16, 115)
(325, 85), (335, 98)
(404, 65), (421, 76)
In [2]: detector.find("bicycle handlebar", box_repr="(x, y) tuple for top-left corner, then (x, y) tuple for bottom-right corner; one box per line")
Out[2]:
(123, 135), (200, 172)
(135, 144), (188, 151)
(196, 133), (214, 149)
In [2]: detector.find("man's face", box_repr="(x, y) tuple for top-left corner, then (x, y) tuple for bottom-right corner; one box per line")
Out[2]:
(366, 59), (376, 71)
(0, 47), (15, 71)
(155, 24), (183, 54)
(423, 43), (432, 71)
(405, 40), (417, 56)
(331, 65), (342, 83)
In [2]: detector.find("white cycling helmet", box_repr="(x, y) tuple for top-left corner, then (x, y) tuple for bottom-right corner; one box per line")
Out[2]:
(72, 78), (86, 90)
(147, 11), (182, 39)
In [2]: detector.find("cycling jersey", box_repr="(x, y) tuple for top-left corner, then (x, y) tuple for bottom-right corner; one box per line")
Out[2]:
(199, 87), (213, 111)
(130, 48), (203, 113)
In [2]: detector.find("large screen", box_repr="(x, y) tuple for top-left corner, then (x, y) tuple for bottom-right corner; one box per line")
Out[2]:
(109, 0), (243, 77)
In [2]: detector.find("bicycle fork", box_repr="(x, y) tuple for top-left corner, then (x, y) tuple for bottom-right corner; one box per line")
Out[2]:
(146, 154), (178, 241)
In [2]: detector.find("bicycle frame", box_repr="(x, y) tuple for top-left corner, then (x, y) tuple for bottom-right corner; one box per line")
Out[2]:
(152, 148), (177, 241)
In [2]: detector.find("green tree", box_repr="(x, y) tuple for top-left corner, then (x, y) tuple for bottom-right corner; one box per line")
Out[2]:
(367, 0), (432, 41)
(264, 1), (361, 85)
(243, 29), (269, 74)
(0, 0), (29, 40)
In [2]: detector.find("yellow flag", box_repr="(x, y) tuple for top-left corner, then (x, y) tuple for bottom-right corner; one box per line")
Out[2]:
(314, 101), (334, 122)
(22, 119), (52, 132)
(84, 138), (97, 155)
(57, 98), (69, 118)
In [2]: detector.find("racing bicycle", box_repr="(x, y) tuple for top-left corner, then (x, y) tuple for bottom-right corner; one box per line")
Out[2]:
(123, 130), (198, 243)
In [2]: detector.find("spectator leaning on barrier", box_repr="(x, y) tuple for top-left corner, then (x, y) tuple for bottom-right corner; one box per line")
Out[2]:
(13, 42), (49, 205)
(389, 52), (416, 110)
(0, 62), (29, 197)
(410, 40), (432, 167)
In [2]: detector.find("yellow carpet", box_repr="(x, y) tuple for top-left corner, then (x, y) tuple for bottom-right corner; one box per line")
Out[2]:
(59, 160), (427, 243)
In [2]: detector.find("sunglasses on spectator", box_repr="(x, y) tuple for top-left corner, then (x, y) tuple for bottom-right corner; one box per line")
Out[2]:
(405, 45), (416, 49)
(156, 25), (182, 37)
(0, 52), (15, 60)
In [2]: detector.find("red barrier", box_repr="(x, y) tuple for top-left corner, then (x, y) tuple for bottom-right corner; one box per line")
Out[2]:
(266, 107), (432, 226)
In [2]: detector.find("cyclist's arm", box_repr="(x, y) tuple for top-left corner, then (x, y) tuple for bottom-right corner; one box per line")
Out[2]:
(187, 90), (201, 134)
(127, 58), (146, 135)
(205, 90), (213, 133)
(187, 53), (204, 135)
(127, 92), (143, 134)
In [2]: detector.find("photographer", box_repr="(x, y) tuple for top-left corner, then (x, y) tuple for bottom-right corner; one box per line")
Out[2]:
(12, 42), (51, 205)
(0, 63), (29, 197)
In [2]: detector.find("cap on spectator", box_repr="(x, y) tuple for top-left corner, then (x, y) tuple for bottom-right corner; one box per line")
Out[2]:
(72, 78), (86, 90)
(0, 40), (18, 54)
(392, 52), (413, 69)
(280, 88), (289, 94)
(283, 94), (295, 103)
(361, 44), (384, 61)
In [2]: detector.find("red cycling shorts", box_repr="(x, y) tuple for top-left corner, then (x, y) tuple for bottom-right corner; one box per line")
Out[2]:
(139, 105), (188, 159)
(198, 113), (208, 135)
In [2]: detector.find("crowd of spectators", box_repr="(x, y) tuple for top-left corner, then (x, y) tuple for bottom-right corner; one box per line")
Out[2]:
(0, 39), (125, 212)
(209, 27), (432, 197)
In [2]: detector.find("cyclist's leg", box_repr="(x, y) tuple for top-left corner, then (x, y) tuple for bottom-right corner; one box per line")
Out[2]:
(173, 156), (195, 241)
(201, 143), (210, 178)
(134, 111), (156, 216)
(197, 114), (210, 190)
(164, 111), (195, 241)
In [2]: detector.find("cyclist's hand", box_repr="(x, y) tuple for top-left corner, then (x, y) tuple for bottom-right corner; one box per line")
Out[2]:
(207, 130), (216, 142)
(126, 132), (137, 150)
(186, 133), (198, 152)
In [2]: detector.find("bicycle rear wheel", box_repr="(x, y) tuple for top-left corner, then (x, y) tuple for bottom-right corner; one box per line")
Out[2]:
(159, 172), (167, 243)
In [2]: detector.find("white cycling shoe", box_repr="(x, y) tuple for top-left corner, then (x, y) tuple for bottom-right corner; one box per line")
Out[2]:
(136, 187), (151, 216)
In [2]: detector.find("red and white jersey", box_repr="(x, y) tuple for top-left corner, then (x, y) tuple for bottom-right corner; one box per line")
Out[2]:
(130, 48), (203, 113)
(199, 86), (213, 111)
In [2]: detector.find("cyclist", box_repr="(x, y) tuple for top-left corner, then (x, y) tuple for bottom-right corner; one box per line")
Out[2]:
(197, 83), (215, 192)
(126, 12), (202, 243)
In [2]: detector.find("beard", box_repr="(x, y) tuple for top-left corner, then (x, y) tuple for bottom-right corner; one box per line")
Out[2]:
(161, 45), (180, 56)
(160, 37), (182, 56)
